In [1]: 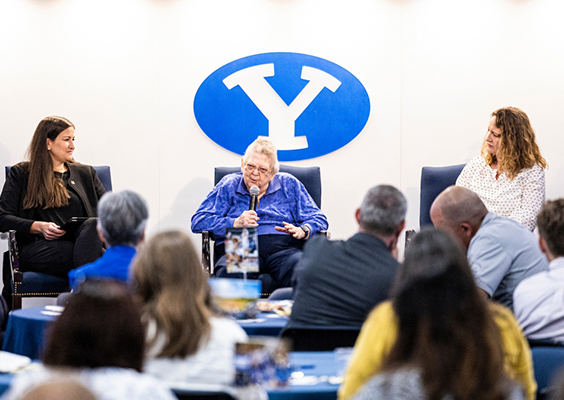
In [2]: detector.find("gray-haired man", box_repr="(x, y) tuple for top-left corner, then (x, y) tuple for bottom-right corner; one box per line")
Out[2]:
(288, 185), (406, 327)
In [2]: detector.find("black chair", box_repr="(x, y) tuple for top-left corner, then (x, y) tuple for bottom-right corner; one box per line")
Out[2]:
(267, 287), (293, 300)
(201, 165), (323, 275)
(529, 338), (564, 348)
(419, 164), (466, 228)
(2, 165), (112, 310)
(531, 346), (564, 400)
(280, 325), (360, 351)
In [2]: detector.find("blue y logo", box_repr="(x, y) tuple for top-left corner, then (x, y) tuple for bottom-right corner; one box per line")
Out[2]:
(194, 52), (370, 161)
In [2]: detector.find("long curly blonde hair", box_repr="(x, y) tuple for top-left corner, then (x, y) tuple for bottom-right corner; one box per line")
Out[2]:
(481, 107), (547, 179)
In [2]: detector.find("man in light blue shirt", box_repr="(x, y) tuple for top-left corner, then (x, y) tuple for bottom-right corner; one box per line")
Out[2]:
(514, 199), (564, 341)
(191, 138), (328, 291)
(431, 186), (548, 311)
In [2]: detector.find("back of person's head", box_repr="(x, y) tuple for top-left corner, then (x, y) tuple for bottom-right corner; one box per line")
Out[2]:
(385, 229), (507, 400)
(431, 186), (488, 230)
(244, 137), (279, 174)
(359, 185), (406, 236)
(131, 230), (211, 358)
(537, 199), (564, 258)
(43, 280), (144, 372)
(21, 380), (97, 400)
(550, 368), (564, 400)
(97, 190), (148, 247)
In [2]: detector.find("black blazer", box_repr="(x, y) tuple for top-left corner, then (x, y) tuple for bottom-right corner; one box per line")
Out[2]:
(289, 232), (398, 328)
(0, 162), (106, 237)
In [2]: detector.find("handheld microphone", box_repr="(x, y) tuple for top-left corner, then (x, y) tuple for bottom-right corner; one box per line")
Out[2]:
(249, 186), (260, 211)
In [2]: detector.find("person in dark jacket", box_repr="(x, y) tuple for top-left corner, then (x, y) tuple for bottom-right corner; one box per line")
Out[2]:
(0, 116), (105, 280)
(288, 185), (406, 328)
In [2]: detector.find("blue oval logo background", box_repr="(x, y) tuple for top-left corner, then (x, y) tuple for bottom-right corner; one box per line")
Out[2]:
(194, 52), (370, 161)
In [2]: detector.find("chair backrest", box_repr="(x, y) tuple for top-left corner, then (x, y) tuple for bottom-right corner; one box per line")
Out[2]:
(93, 165), (112, 192)
(419, 164), (466, 228)
(531, 346), (564, 400)
(214, 165), (322, 208)
(281, 325), (360, 351)
(5, 165), (112, 192)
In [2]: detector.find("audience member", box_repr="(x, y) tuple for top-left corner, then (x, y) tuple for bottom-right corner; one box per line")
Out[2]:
(430, 185), (547, 310)
(1, 280), (175, 400)
(288, 185), (405, 328)
(68, 190), (148, 290)
(514, 199), (564, 342)
(456, 106), (547, 231)
(191, 137), (328, 292)
(339, 229), (535, 400)
(550, 368), (564, 400)
(131, 230), (248, 387)
(20, 380), (97, 400)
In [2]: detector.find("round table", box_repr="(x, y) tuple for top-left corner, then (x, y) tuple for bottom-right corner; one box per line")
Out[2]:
(0, 351), (341, 400)
(2, 307), (57, 360)
(2, 307), (289, 360)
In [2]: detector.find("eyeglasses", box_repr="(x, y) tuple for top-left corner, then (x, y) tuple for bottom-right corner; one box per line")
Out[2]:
(244, 163), (270, 175)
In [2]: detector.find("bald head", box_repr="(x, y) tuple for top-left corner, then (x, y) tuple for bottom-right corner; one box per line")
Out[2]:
(430, 186), (488, 249)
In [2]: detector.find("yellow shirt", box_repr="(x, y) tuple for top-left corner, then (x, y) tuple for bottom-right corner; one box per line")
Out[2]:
(338, 301), (536, 400)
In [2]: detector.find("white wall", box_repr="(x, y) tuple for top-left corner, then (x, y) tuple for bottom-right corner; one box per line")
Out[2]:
(1, 0), (563, 254)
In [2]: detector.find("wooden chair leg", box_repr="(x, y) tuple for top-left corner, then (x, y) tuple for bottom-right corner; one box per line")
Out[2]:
(12, 295), (21, 310)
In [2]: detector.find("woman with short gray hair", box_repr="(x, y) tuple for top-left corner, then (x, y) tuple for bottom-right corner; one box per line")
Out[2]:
(68, 190), (148, 290)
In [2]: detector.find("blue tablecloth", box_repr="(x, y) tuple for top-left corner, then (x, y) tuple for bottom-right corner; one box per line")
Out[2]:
(0, 351), (340, 399)
(2, 308), (57, 359)
(237, 313), (289, 336)
(268, 351), (340, 400)
(2, 307), (289, 360)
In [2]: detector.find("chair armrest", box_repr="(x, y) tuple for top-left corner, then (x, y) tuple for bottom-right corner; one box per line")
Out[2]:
(8, 230), (22, 309)
(8, 231), (20, 275)
(202, 231), (211, 275)
(405, 229), (416, 249)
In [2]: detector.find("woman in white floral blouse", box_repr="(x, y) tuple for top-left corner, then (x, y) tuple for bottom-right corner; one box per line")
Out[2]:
(457, 107), (547, 230)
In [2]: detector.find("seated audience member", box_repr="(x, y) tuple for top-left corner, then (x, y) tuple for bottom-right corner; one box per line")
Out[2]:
(131, 230), (248, 387)
(20, 380), (97, 400)
(550, 369), (564, 400)
(1, 280), (176, 400)
(191, 137), (328, 291)
(288, 185), (405, 328)
(456, 107), (547, 231)
(339, 229), (535, 400)
(514, 199), (564, 342)
(67, 190), (148, 290)
(430, 185), (547, 311)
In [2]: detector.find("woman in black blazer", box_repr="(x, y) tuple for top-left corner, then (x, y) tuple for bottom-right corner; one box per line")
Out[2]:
(0, 116), (105, 277)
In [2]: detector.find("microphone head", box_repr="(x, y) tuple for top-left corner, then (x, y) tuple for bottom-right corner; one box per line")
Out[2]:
(250, 186), (260, 196)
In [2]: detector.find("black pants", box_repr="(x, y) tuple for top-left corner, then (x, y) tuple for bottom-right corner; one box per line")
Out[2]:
(18, 218), (104, 278)
(2, 218), (104, 311)
(215, 234), (304, 291)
